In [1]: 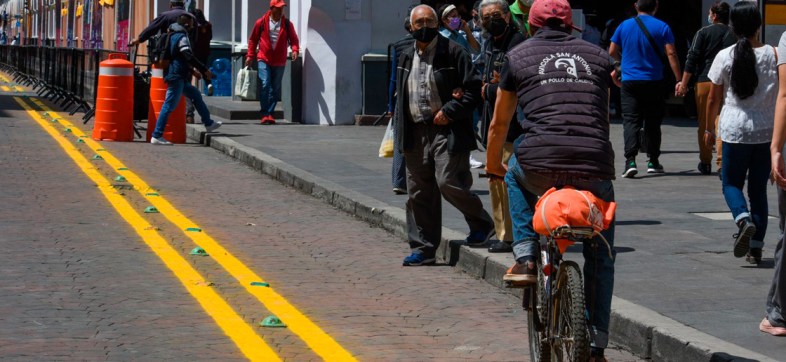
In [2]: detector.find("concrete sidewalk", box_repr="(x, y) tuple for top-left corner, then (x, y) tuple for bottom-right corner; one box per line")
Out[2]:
(185, 107), (783, 360)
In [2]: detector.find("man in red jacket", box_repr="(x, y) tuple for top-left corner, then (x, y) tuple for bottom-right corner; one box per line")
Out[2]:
(246, 0), (300, 125)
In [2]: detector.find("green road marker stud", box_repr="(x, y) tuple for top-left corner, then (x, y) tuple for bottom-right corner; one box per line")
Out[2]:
(189, 247), (209, 256)
(145, 192), (160, 197)
(76, 139), (84, 143)
(117, 167), (129, 171)
(91, 155), (103, 160)
(260, 316), (286, 328)
(186, 227), (202, 233)
(144, 206), (159, 213)
(96, 148), (106, 152)
(64, 128), (72, 133)
(114, 176), (127, 182)
(250, 282), (270, 287)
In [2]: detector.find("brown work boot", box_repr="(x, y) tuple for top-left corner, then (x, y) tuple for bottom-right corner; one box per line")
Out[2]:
(503, 260), (536, 287)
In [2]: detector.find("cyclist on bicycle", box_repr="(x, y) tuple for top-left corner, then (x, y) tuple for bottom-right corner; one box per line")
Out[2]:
(484, 0), (619, 359)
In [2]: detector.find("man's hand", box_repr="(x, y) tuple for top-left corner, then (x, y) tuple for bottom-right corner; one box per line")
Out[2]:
(485, 162), (508, 179)
(291, 51), (298, 61)
(675, 81), (686, 97)
(772, 151), (786, 188)
(129, 39), (140, 47)
(611, 69), (622, 88)
(245, 58), (253, 68)
(433, 110), (450, 125)
(191, 70), (203, 80)
(452, 88), (464, 100)
(204, 70), (214, 81)
(703, 131), (715, 150)
(490, 70), (500, 84)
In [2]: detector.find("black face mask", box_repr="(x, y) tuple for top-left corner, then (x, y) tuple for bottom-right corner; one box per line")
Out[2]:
(412, 26), (439, 43)
(485, 18), (508, 38)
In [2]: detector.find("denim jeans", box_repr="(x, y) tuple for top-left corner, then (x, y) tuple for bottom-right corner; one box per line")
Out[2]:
(505, 138), (616, 348)
(257, 61), (286, 117)
(153, 78), (215, 139)
(721, 142), (771, 248)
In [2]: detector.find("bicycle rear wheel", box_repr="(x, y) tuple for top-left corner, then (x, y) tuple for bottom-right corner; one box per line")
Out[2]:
(552, 261), (590, 362)
(526, 259), (550, 362)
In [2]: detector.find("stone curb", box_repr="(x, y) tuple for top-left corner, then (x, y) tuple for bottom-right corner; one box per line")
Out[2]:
(188, 127), (775, 362)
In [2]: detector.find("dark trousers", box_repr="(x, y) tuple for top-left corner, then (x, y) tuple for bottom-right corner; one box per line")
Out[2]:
(392, 127), (407, 190)
(621, 80), (666, 162)
(404, 122), (493, 256)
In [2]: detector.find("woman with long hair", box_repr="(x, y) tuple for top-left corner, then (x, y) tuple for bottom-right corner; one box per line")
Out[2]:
(705, 1), (778, 265)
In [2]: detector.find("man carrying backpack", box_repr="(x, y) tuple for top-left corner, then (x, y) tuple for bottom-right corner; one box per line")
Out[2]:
(150, 15), (222, 145)
(129, 0), (195, 47)
(246, 0), (300, 125)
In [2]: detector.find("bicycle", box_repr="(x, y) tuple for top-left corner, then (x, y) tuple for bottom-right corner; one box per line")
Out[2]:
(505, 186), (615, 362)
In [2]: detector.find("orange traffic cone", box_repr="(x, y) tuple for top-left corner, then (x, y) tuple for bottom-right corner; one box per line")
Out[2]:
(92, 53), (134, 141)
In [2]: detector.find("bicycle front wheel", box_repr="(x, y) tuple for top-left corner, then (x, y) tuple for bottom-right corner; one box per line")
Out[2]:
(551, 261), (590, 362)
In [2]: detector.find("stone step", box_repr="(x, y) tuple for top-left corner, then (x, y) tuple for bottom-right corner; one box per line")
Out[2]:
(203, 96), (284, 120)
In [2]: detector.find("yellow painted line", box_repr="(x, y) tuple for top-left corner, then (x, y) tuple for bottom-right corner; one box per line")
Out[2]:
(30, 99), (358, 361)
(15, 97), (281, 362)
(1, 85), (9, 92)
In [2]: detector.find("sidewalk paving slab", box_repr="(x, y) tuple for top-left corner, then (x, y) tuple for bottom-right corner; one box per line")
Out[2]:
(184, 110), (784, 361)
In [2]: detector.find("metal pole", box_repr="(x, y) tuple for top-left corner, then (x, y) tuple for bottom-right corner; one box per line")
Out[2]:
(231, 0), (235, 44)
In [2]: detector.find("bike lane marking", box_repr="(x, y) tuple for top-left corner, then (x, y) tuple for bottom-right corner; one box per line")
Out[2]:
(26, 97), (358, 362)
(14, 96), (282, 362)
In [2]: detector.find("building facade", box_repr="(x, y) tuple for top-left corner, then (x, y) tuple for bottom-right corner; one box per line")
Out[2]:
(1, 0), (784, 125)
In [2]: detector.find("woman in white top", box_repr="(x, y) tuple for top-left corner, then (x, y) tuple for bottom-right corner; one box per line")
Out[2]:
(765, 31), (786, 337)
(706, 1), (778, 265)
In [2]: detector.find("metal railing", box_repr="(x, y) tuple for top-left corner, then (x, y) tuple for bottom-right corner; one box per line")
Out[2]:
(0, 45), (129, 123)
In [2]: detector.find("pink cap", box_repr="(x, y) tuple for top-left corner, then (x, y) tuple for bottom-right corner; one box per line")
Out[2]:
(528, 0), (580, 31)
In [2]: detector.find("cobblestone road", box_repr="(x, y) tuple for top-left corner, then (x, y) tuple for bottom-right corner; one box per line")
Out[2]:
(0, 90), (642, 360)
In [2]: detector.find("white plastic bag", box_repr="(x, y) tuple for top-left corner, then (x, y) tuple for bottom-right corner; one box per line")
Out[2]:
(379, 120), (394, 158)
(234, 67), (258, 100)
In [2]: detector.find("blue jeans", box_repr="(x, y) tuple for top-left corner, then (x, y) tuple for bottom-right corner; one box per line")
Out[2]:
(505, 138), (616, 348)
(721, 142), (770, 248)
(153, 78), (215, 139)
(257, 61), (285, 117)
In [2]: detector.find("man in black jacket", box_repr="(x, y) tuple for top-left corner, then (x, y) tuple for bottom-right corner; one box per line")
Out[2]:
(129, 0), (195, 47)
(485, 0), (618, 358)
(395, 4), (494, 266)
(478, 0), (526, 254)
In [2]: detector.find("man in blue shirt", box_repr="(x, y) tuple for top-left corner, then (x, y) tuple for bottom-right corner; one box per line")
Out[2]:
(609, 0), (681, 177)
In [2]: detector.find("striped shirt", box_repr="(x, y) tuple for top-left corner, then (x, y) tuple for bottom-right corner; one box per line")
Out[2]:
(407, 39), (442, 124)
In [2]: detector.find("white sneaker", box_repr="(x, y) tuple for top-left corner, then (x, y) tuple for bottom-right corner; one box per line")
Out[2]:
(207, 84), (214, 96)
(205, 121), (222, 132)
(469, 155), (484, 169)
(150, 137), (173, 145)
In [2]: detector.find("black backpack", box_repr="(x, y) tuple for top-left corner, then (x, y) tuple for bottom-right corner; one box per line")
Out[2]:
(147, 32), (173, 68)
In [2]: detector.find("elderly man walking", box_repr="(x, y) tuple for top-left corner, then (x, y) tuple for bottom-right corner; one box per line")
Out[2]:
(394, 4), (494, 266)
(247, 0), (300, 125)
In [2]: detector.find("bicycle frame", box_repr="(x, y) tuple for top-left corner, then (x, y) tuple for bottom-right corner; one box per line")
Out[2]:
(525, 229), (596, 361)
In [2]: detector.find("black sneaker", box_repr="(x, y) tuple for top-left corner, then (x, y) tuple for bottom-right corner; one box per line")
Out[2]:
(746, 247), (762, 264)
(733, 218), (756, 258)
(697, 162), (711, 175)
(647, 161), (665, 173)
(487, 240), (513, 253)
(621, 160), (637, 178)
(466, 229), (494, 247)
